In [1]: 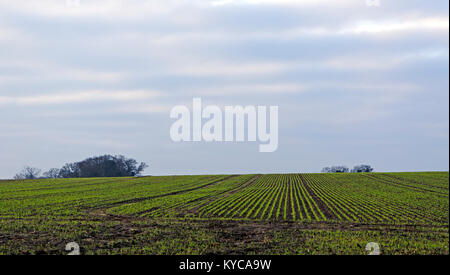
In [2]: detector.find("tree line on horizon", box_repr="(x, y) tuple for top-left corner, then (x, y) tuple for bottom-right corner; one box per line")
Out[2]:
(12, 157), (373, 180)
(14, 155), (148, 180)
(321, 165), (374, 173)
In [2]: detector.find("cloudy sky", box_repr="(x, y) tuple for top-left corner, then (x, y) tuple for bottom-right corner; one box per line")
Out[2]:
(0, 0), (448, 178)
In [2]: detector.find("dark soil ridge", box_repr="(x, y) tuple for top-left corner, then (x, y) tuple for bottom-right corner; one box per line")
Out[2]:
(181, 174), (263, 217)
(93, 175), (239, 210)
(298, 174), (337, 220)
(380, 173), (449, 191)
(364, 174), (448, 196)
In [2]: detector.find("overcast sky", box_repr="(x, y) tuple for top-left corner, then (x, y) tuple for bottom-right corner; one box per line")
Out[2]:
(0, 0), (448, 178)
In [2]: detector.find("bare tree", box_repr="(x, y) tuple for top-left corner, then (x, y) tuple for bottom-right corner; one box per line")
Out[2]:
(351, 165), (374, 173)
(43, 168), (61, 178)
(14, 166), (41, 180)
(321, 167), (332, 173)
(321, 166), (349, 173)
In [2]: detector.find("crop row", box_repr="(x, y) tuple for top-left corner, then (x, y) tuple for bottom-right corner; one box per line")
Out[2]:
(1, 172), (447, 224)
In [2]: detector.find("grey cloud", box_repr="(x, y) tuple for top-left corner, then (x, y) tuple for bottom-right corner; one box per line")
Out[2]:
(0, 0), (448, 178)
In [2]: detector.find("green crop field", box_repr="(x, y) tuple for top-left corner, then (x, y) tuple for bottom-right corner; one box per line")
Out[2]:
(0, 172), (448, 255)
